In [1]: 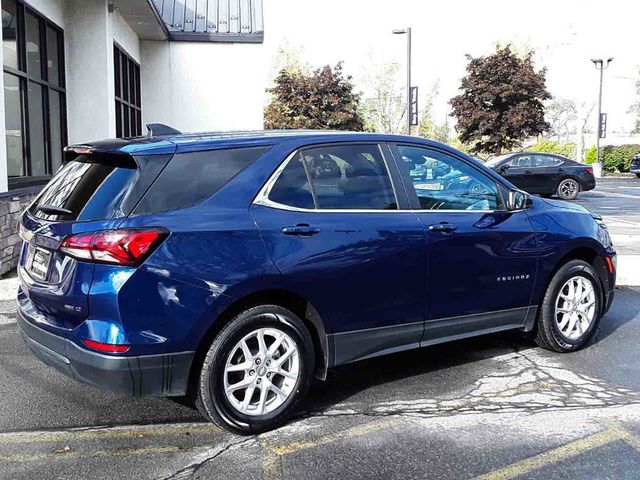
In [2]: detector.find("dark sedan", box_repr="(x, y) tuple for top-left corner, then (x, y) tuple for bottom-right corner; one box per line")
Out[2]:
(486, 152), (596, 200)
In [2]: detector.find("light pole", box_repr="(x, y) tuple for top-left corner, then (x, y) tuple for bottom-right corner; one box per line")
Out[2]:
(591, 58), (613, 165)
(393, 28), (412, 135)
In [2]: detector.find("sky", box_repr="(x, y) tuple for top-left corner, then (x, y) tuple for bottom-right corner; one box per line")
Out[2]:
(262, 0), (639, 135)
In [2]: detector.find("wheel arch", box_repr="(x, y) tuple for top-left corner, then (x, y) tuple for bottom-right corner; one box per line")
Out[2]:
(535, 245), (610, 326)
(186, 289), (331, 398)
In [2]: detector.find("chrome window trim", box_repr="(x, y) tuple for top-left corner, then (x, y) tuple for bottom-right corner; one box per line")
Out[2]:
(253, 145), (513, 215)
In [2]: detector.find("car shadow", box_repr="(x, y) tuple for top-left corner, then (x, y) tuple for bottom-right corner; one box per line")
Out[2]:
(590, 286), (639, 344)
(301, 330), (536, 417)
(301, 288), (639, 417)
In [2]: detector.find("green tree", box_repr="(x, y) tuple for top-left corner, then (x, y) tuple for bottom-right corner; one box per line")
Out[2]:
(359, 62), (407, 134)
(629, 68), (640, 134)
(545, 99), (577, 142)
(265, 63), (364, 131)
(450, 46), (551, 155)
(529, 139), (576, 158)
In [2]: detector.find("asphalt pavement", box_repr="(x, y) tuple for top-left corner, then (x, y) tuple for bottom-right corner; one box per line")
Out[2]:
(0, 177), (639, 479)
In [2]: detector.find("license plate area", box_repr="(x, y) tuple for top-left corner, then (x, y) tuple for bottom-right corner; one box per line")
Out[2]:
(28, 245), (52, 281)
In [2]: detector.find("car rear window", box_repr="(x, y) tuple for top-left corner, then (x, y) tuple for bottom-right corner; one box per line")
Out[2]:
(133, 146), (271, 215)
(29, 154), (147, 222)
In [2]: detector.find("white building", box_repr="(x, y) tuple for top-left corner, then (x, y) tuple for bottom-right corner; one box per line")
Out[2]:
(0, 0), (267, 274)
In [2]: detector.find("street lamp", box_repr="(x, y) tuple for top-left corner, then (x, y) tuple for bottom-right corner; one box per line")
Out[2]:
(393, 28), (412, 135)
(591, 57), (613, 166)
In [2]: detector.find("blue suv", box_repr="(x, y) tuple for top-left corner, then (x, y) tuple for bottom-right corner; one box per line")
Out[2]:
(17, 129), (616, 433)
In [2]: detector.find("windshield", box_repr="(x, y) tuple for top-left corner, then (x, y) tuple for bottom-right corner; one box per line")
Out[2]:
(484, 154), (512, 167)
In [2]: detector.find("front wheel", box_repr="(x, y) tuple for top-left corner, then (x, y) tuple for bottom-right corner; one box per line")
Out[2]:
(557, 178), (580, 200)
(196, 305), (314, 434)
(534, 260), (602, 352)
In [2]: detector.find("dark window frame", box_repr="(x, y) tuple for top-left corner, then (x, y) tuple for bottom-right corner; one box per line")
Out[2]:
(3, 0), (67, 189)
(114, 43), (142, 138)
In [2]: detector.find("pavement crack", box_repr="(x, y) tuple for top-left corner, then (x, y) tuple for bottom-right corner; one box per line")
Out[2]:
(159, 437), (254, 480)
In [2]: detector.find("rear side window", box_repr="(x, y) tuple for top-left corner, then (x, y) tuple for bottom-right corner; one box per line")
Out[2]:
(268, 144), (397, 210)
(29, 155), (139, 222)
(534, 156), (563, 167)
(134, 146), (270, 215)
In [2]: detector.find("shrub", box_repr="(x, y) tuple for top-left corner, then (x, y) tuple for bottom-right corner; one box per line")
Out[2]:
(600, 144), (640, 173)
(584, 146), (597, 164)
(529, 139), (575, 159)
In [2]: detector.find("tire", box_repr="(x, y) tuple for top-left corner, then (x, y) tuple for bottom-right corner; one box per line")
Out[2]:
(556, 178), (580, 200)
(636, 173), (640, 178)
(196, 305), (314, 434)
(534, 260), (603, 353)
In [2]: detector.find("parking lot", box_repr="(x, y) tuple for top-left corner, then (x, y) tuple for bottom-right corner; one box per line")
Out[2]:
(0, 177), (639, 479)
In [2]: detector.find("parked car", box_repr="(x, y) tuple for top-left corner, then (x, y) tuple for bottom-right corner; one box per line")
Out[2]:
(485, 152), (596, 200)
(17, 129), (616, 434)
(631, 153), (640, 178)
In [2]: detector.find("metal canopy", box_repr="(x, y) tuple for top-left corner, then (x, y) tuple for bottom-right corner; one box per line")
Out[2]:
(150, 0), (264, 43)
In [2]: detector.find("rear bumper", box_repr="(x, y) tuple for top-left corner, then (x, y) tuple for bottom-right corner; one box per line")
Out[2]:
(581, 176), (596, 191)
(17, 308), (194, 397)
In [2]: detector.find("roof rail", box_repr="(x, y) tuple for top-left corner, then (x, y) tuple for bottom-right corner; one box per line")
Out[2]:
(146, 123), (182, 137)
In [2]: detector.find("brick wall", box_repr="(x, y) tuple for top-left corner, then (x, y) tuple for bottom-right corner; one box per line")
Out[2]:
(0, 192), (38, 276)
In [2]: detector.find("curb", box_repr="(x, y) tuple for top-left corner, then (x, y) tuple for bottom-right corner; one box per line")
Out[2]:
(616, 254), (640, 287)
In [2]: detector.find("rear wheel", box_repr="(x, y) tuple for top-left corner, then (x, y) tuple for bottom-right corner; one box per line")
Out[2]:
(534, 260), (602, 352)
(557, 178), (580, 200)
(196, 305), (314, 434)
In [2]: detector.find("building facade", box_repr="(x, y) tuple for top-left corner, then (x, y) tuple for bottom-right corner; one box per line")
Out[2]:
(0, 0), (266, 274)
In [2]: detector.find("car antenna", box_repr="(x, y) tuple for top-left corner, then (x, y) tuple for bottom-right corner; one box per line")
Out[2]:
(146, 123), (182, 137)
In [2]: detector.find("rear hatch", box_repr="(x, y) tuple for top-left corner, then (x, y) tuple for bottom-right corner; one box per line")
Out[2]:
(18, 148), (172, 330)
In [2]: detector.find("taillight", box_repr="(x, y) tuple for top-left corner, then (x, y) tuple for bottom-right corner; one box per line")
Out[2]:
(584, 167), (593, 174)
(60, 228), (168, 266)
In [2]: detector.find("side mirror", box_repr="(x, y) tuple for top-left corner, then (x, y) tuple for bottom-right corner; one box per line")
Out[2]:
(507, 190), (530, 210)
(499, 164), (511, 174)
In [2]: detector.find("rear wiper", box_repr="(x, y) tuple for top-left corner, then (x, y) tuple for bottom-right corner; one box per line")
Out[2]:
(37, 204), (72, 215)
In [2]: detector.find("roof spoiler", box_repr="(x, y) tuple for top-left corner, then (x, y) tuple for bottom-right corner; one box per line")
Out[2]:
(146, 123), (182, 137)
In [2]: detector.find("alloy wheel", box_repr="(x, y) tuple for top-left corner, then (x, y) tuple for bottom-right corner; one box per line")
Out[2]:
(554, 275), (596, 340)
(559, 179), (579, 200)
(223, 327), (300, 416)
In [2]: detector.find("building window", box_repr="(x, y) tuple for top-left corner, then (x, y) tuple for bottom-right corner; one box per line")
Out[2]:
(114, 45), (141, 138)
(2, 0), (66, 189)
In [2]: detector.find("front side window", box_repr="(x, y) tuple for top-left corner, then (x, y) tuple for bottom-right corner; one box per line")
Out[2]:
(268, 144), (397, 210)
(397, 145), (503, 211)
(2, 0), (66, 188)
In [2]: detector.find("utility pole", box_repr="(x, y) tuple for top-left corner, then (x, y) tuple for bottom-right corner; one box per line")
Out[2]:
(591, 58), (613, 165)
(393, 28), (412, 135)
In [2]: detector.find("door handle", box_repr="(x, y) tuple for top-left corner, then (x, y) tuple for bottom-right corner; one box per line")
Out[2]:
(281, 224), (321, 236)
(524, 170), (532, 174)
(428, 222), (457, 232)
